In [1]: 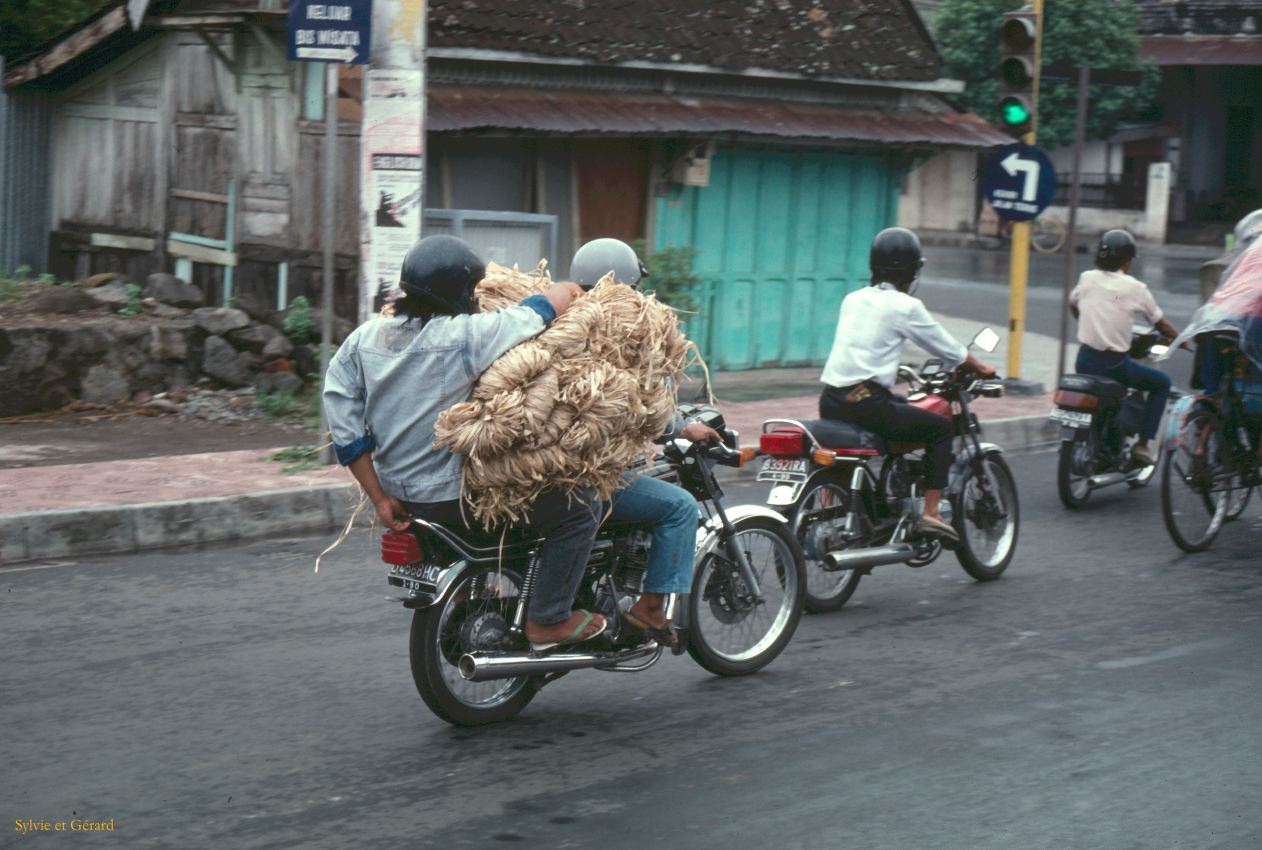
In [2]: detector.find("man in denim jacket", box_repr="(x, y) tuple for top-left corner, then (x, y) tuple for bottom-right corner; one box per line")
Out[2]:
(324, 236), (607, 650)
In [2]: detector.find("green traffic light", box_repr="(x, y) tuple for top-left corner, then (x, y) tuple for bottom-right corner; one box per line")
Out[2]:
(1000, 98), (1031, 127)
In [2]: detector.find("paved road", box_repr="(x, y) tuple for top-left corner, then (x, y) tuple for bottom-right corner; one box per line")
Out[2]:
(4, 453), (1261, 849)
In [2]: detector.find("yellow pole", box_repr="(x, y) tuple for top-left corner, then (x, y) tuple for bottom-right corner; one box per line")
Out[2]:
(1006, 0), (1042, 380)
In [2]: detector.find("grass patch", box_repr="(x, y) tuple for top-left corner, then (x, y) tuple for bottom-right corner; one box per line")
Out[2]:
(267, 443), (324, 474)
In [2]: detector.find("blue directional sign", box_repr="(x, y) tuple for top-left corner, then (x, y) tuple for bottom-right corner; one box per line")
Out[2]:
(287, 0), (372, 64)
(981, 142), (1057, 222)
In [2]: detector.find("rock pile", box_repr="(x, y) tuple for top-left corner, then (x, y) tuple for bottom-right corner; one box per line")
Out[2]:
(0, 272), (351, 418)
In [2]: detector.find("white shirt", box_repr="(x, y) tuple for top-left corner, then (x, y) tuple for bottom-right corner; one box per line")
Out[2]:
(820, 284), (967, 389)
(1069, 269), (1163, 353)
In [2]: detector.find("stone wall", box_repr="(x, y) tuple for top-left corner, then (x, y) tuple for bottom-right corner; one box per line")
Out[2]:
(0, 273), (350, 418)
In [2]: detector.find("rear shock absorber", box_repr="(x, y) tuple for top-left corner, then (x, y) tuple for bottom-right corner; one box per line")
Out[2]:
(511, 550), (543, 633)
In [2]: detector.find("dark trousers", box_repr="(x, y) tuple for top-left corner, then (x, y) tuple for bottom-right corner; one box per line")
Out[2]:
(1075, 345), (1171, 440)
(820, 384), (955, 489)
(404, 490), (602, 625)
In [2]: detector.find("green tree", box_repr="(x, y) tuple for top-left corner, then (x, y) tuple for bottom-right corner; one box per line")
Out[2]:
(936, 0), (1160, 150)
(0, 1), (110, 64)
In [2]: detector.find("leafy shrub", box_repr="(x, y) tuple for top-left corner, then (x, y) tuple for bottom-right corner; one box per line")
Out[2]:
(283, 295), (316, 344)
(118, 283), (142, 317)
(629, 240), (701, 312)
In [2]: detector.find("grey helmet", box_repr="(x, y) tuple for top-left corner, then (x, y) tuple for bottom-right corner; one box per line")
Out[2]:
(570, 238), (647, 290)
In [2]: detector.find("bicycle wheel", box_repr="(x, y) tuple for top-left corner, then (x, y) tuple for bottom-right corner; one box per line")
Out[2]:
(1224, 473), (1253, 521)
(1160, 412), (1227, 553)
(1032, 217), (1067, 254)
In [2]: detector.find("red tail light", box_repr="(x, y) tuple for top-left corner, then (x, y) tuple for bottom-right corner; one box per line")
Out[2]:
(1053, 390), (1098, 411)
(382, 531), (422, 565)
(759, 429), (805, 456)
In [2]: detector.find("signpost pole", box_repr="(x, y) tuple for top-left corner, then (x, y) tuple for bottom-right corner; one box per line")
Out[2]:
(319, 62), (337, 464)
(1055, 66), (1091, 389)
(1005, 0), (1042, 387)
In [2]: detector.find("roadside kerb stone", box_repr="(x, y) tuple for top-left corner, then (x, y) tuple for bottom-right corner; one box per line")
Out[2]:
(0, 485), (356, 566)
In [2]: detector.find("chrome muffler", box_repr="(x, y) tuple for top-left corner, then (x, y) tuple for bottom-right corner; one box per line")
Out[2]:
(1087, 471), (1128, 489)
(459, 642), (659, 682)
(822, 542), (917, 571)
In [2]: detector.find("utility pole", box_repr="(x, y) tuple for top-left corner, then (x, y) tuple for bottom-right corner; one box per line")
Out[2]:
(1056, 67), (1091, 388)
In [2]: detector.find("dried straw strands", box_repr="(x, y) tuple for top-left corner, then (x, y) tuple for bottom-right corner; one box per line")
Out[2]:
(434, 261), (691, 526)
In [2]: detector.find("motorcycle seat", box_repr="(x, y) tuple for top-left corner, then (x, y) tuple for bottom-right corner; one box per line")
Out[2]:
(798, 419), (888, 453)
(422, 521), (543, 561)
(1059, 374), (1127, 402)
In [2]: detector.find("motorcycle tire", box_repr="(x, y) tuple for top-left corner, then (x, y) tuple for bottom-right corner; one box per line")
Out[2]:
(952, 453), (1019, 581)
(687, 515), (805, 677)
(409, 568), (538, 726)
(1057, 437), (1092, 509)
(792, 477), (863, 613)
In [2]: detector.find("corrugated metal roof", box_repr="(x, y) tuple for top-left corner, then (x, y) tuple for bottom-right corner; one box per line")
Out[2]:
(1141, 36), (1262, 65)
(428, 87), (1008, 148)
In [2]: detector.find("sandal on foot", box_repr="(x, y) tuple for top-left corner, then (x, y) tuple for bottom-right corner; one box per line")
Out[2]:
(529, 610), (607, 652)
(915, 515), (960, 543)
(622, 610), (678, 650)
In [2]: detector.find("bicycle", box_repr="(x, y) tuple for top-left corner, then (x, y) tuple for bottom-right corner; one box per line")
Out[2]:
(1160, 332), (1260, 552)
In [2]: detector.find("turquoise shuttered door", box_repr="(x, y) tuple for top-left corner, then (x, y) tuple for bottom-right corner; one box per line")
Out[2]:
(655, 147), (902, 370)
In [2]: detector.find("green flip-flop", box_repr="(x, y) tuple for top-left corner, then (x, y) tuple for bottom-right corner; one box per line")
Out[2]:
(530, 610), (608, 651)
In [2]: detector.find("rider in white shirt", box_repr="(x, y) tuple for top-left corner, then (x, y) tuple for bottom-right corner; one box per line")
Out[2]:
(820, 227), (995, 542)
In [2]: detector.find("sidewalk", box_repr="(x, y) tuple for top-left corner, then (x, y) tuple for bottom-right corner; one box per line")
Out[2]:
(0, 318), (1062, 565)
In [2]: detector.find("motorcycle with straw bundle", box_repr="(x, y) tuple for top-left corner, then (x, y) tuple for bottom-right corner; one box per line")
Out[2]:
(381, 406), (805, 725)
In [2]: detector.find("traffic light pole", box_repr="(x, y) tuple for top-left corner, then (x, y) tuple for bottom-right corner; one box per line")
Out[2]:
(1055, 66), (1091, 388)
(1005, 0), (1042, 388)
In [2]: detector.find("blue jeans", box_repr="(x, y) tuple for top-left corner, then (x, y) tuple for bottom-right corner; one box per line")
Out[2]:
(1075, 345), (1172, 440)
(610, 471), (697, 594)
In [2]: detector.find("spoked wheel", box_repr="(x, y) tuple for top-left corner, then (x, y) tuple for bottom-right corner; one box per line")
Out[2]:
(792, 478), (862, 612)
(1057, 433), (1095, 509)
(1160, 412), (1227, 553)
(409, 566), (537, 726)
(1032, 216), (1067, 254)
(950, 453), (1019, 580)
(688, 516), (805, 676)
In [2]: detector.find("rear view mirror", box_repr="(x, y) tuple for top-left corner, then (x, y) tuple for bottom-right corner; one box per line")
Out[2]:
(972, 327), (1000, 353)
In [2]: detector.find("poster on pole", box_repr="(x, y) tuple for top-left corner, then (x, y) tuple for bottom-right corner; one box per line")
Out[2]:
(359, 67), (424, 308)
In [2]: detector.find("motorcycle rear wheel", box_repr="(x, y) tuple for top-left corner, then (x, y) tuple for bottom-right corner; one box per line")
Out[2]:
(409, 567), (538, 726)
(792, 478), (862, 612)
(952, 453), (1019, 580)
(1056, 435), (1093, 509)
(688, 516), (805, 676)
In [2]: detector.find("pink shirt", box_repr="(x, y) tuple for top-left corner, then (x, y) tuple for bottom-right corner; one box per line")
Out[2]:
(1070, 269), (1163, 353)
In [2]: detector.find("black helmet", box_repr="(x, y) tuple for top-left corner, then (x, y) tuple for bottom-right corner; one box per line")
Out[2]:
(869, 227), (924, 287)
(399, 235), (485, 315)
(570, 238), (647, 290)
(1096, 229), (1137, 268)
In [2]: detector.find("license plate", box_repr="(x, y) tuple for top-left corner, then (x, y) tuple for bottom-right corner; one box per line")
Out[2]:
(1050, 409), (1092, 428)
(758, 457), (808, 482)
(387, 563), (445, 591)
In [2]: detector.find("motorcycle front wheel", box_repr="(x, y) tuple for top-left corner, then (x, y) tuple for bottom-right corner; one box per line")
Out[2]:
(952, 453), (1019, 580)
(409, 566), (538, 726)
(792, 478), (862, 612)
(688, 515), (805, 676)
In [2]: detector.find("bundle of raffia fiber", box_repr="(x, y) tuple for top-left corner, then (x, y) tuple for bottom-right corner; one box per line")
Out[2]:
(433, 261), (692, 526)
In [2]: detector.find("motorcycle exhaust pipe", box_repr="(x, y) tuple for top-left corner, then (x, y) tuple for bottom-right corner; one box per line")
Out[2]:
(1087, 471), (1128, 489)
(822, 543), (917, 571)
(459, 643), (660, 682)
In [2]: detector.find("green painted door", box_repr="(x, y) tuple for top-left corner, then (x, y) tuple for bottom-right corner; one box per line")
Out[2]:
(655, 147), (902, 370)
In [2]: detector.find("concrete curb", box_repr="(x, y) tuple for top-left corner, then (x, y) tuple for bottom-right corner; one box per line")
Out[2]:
(0, 415), (1060, 566)
(0, 484), (357, 566)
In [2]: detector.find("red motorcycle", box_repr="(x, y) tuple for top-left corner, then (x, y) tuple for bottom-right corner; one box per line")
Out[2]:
(756, 328), (1019, 612)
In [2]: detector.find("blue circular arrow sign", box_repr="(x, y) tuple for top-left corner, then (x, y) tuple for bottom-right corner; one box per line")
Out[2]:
(982, 142), (1057, 222)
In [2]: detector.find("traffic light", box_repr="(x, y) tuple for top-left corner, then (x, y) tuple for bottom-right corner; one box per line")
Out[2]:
(998, 9), (1038, 138)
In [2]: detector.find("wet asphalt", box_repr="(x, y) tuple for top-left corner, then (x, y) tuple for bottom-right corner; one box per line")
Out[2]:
(3, 451), (1261, 849)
